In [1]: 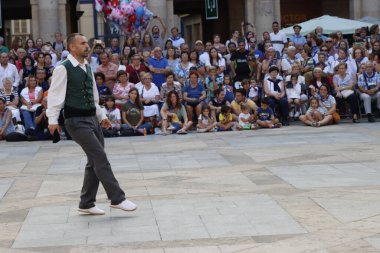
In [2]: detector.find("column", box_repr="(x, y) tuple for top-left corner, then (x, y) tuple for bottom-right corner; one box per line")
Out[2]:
(58, 0), (67, 37)
(254, 0), (275, 38)
(361, 0), (380, 19)
(30, 0), (39, 39)
(166, 0), (175, 35)
(37, 0), (59, 42)
(147, 0), (167, 29)
(245, 0), (254, 28)
(274, 0), (281, 26)
(349, 0), (362, 19)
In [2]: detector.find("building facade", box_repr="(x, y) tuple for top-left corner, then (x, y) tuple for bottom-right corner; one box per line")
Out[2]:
(1, 0), (380, 47)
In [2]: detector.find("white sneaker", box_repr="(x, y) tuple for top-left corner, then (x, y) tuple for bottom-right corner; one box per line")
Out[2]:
(154, 127), (162, 135)
(289, 111), (294, 117)
(167, 124), (176, 131)
(78, 206), (105, 215)
(294, 111), (300, 118)
(110, 199), (137, 211)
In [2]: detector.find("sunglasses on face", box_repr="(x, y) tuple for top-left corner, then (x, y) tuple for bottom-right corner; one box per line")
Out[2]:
(325, 41), (332, 43)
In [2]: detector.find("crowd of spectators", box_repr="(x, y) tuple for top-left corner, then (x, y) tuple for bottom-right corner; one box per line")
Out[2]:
(1, 18), (380, 141)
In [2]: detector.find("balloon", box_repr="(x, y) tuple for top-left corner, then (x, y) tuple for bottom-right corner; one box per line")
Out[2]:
(130, 0), (141, 10)
(129, 14), (136, 23)
(135, 6), (144, 18)
(120, 2), (134, 15)
(134, 20), (140, 29)
(110, 0), (120, 7)
(94, 0), (104, 12)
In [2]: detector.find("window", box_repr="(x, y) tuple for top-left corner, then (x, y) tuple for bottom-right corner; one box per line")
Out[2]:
(11, 19), (31, 36)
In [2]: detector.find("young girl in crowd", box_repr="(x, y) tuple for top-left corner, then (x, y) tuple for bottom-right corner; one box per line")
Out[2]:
(256, 97), (282, 128)
(238, 103), (256, 130)
(300, 97), (327, 127)
(197, 105), (217, 133)
(102, 96), (121, 137)
(217, 105), (234, 131)
(286, 73), (302, 118)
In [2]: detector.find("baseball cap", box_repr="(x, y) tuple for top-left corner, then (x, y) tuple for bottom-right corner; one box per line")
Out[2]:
(195, 40), (203, 45)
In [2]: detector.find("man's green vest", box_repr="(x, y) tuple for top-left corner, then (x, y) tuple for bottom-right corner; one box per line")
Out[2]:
(61, 60), (96, 118)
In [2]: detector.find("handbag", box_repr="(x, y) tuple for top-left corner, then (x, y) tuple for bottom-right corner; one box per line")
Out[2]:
(332, 111), (340, 124)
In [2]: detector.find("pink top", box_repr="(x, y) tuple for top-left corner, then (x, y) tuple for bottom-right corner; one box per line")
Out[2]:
(29, 90), (36, 103)
(113, 82), (135, 97)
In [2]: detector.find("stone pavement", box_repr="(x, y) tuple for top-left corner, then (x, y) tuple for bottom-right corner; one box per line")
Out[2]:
(1, 122), (380, 252)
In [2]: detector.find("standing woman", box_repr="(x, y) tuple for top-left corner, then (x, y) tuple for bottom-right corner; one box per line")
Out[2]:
(160, 90), (193, 135)
(333, 62), (360, 123)
(138, 33), (154, 54)
(0, 97), (15, 140)
(10, 37), (23, 59)
(24, 38), (37, 56)
(20, 75), (43, 131)
(47, 33), (136, 215)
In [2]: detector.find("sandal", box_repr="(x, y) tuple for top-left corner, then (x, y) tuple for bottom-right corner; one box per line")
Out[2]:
(177, 129), (187, 135)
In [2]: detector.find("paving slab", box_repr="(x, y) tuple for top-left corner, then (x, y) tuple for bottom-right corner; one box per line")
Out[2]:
(1, 123), (380, 252)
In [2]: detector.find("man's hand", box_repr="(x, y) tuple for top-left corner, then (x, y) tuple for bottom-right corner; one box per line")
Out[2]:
(48, 124), (60, 135)
(101, 119), (112, 129)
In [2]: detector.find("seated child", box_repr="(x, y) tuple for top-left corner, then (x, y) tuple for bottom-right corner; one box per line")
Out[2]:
(286, 73), (302, 118)
(299, 97), (330, 127)
(256, 97), (282, 128)
(217, 105), (234, 131)
(102, 96), (122, 137)
(237, 103), (257, 130)
(197, 105), (217, 133)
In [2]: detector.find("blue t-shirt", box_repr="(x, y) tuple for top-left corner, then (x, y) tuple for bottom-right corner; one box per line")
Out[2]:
(148, 57), (168, 90)
(183, 82), (205, 99)
(257, 107), (274, 121)
(97, 84), (111, 96)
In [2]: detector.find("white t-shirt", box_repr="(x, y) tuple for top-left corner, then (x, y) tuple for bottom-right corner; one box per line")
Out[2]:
(239, 112), (251, 127)
(285, 83), (301, 99)
(199, 52), (210, 65)
(102, 107), (121, 128)
(281, 58), (300, 74)
(140, 85), (159, 99)
(168, 37), (185, 49)
(270, 31), (287, 54)
(206, 57), (226, 69)
(285, 75), (305, 84)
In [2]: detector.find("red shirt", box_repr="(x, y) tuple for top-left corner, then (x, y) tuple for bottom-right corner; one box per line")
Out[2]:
(126, 64), (148, 84)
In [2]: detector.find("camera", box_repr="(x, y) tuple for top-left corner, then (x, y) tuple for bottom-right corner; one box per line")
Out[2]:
(286, 81), (293, 89)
